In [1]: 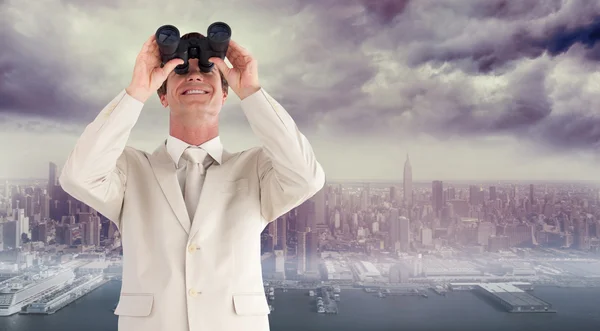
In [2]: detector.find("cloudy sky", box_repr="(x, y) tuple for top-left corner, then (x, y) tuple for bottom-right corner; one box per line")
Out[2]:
(1, 0), (599, 181)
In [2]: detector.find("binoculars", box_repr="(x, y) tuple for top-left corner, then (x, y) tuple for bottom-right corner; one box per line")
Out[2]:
(155, 22), (231, 74)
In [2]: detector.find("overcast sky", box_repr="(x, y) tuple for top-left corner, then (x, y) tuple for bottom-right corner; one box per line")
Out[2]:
(1, 0), (599, 181)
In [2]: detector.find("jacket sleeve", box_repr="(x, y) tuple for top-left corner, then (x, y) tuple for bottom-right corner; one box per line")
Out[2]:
(58, 89), (144, 230)
(240, 88), (326, 225)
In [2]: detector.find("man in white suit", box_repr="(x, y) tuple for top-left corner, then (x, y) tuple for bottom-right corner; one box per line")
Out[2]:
(59, 30), (325, 331)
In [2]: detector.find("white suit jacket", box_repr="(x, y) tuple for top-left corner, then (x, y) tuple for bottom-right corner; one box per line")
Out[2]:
(58, 88), (325, 331)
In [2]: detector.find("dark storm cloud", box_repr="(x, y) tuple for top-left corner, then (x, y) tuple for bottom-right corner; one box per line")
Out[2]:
(261, 0), (600, 153)
(492, 66), (551, 131)
(360, 0), (410, 25)
(0, 7), (102, 123)
(1, 0), (599, 155)
(468, 0), (564, 20)
(535, 113), (600, 151)
(406, 1), (600, 74)
(427, 62), (552, 137)
(545, 17), (600, 59)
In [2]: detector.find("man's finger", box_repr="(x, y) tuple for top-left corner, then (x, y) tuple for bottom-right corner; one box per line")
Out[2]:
(142, 34), (154, 52)
(209, 57), (231, 74)
(229, 40), (248, 53)
(163, 58), (184, 73)
(227, 40), (250, 58)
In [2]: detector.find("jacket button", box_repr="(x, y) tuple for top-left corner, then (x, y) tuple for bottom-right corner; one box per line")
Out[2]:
(188, 244), (197, 253)
(189, 289), (198, 297)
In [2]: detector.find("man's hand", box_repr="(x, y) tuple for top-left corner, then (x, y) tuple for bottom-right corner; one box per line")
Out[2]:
(126, 34), (184, 103)
(209, 40), (261, 100)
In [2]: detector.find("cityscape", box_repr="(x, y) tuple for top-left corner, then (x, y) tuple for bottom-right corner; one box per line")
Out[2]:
(0, 155), (599, 330)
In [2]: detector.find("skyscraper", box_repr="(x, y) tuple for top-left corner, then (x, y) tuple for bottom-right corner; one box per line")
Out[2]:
(48, 162), (58, 199)
(403, 154), (413, 207)
(276, 215), (288, 257)
(432, 181), (443, 215)
(297, 231), (306, 274)
(312, 185), (326, 227)
(530, 184), (535, 205)
(489, 186), (497, 201)
(469, 185), (482, 206)
(389, 208), (400, 245)
(399, 216), (410, 252)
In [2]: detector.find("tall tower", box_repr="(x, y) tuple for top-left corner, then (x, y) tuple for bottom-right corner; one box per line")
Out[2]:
(403, 154), (413, 208)
(432, 181), (444, 215)
(312, 185), (326, 227)
(399, 216), (410, 252)
(529, 184), (535, 205)
(48, 162), (58, 199)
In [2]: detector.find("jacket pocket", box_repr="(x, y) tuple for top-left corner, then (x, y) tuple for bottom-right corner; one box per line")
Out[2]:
(114, 293), (154, 317)
(232, 292), (270, 315)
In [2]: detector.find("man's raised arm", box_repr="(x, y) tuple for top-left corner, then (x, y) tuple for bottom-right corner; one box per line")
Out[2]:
(209, 39), (326, 225)
(59, 90), (143, 229)
(59, 33), (184, 229)
(241, 89), (326, 224)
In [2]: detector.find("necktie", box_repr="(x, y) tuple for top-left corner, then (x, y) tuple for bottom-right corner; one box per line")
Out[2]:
(182, 147), (208, 222)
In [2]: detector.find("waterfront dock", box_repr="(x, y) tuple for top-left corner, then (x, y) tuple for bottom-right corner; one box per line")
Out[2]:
(475, 283), (556, 313)
(366, 287), (428, 298)
(315, 286), (339, 314)
(431, 285), (447, 296)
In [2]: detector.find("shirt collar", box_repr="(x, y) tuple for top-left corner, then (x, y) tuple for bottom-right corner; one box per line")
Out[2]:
(166, 135), (223, 167)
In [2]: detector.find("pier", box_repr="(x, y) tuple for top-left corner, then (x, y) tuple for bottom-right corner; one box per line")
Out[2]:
(315, 286), (338, 314)
(475, 283), (556, 313)
(366, 287), (428, 298)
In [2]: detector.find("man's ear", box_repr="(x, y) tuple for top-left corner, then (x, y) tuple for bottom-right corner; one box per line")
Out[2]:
(159, 94), (169, 108)
(222, 90), (227, 104)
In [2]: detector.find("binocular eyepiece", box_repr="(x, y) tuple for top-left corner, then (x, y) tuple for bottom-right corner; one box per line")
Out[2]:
(155, 22), (231, 74)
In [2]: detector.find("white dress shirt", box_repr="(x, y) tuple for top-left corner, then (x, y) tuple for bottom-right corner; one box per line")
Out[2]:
(165, 135), (224, 196)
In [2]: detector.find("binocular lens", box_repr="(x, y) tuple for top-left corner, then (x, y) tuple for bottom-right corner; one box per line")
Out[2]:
(156, 25), (180, 53)
(207, 23), (231, 42)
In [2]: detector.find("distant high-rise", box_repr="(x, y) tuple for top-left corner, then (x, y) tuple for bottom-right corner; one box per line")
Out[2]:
(312, 185), (326, 227)
(489, 186), (497, 201)
(403, 154), (413, 207)
(390, 186), (397, 203)
(469, 185), (482, 206)
(296, 200), (314, 233)
(530, 184), (535, 205)
(389, 208), (400, 247)
(399, 216), (410, 252)
(297, 231), (307, 274)
(49, 162), (58, 199)
(432, 181), (443, 214)
(80, 213), (101, 246)
(306, 230), (318, 272)
(277, 215), (288, 256)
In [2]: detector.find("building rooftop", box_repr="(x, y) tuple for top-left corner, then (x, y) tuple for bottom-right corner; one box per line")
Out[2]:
(478, 283), (550, 307)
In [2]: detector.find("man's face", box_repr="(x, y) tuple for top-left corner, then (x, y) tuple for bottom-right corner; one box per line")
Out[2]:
(159, 58), (227, 116)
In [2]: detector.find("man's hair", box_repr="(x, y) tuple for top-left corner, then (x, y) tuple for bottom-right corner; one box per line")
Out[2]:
(156, 32), (229, 98)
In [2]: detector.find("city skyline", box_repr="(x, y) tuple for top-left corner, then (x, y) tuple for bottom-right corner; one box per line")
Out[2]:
(1, 0), (600, 180)
(0, 156), (599, 329)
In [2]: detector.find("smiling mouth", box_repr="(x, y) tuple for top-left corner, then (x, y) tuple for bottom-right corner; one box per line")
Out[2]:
(182, 89), (210, 95)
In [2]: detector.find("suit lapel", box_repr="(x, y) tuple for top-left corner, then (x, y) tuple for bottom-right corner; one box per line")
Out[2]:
(149, 141), (191, 234)
(149, 142), (236, 239)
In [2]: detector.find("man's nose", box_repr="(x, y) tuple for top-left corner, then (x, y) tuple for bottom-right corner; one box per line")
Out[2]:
(186, 70), (204, 82)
